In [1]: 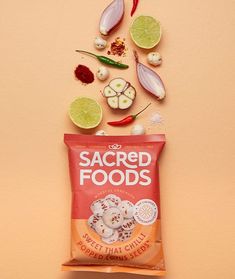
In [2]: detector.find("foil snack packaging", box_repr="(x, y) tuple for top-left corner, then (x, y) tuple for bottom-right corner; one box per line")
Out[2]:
(62, 134), (166, 276)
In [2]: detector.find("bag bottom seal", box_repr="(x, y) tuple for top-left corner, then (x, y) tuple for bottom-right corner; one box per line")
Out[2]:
(62, 264), (166, 276)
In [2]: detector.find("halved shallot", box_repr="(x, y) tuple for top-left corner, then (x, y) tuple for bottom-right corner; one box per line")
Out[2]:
(99, 0), (125, 36)
(134, 51), (166, 100)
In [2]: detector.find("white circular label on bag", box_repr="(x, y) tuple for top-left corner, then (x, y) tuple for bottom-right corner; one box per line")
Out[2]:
(134, 199), (158, 225)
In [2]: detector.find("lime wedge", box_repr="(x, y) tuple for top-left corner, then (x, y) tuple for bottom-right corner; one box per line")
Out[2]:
(69, 97), (102, 129)
(130, 16), (162, 49)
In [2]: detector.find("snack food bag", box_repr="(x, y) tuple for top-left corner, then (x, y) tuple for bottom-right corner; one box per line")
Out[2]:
(63, 134), (166, 276)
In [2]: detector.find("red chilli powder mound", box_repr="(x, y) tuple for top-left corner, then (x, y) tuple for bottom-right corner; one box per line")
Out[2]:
(74, 65), (94, 84)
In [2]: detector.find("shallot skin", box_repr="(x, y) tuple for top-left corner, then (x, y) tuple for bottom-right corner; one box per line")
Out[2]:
(137, 63), (166, 100)
(99, 0), (125, 36)
(134, 51), (166, 100)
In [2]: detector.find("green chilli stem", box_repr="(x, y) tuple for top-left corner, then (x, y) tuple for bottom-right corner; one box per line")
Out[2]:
(75, 50), (97, 58)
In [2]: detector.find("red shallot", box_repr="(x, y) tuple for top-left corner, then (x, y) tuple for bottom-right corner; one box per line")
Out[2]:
(99, 0), (125, 36)
(134, 51), (166, 100)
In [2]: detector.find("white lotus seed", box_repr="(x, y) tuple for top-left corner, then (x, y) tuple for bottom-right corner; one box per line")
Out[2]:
(147, 52), (162, 66)
(96, 66), (109, 81)
(94, 37), (107, 50)
(95, 130), (107, 136)
(131, 124), (146, 135)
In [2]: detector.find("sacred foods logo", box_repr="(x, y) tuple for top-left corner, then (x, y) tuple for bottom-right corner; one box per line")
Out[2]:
(108, 144), (122, 150)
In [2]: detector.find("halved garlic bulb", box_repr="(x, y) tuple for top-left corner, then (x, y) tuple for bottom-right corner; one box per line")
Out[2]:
(103, 78), (136, 109)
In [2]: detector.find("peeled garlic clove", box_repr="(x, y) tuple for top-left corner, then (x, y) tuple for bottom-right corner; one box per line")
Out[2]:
(123, 86), (136, 100)
(103, 86), (116, 97)
(107, 96), (119, 109)
(109, 78), (127, 93)
(95, 130), (107, 136)
(96, 66), (109, 81)
(147, 52), (162, 66)
(131, 124), (146, 135)
(119, 95), (133, 109)
(94, 37), (107, 50)
(99, 0), (125, 36)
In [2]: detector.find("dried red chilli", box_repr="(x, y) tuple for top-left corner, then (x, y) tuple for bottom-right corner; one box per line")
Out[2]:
(74, 65), (94, 84)
(131, 0), (139, 17)
(107, 103), (151, 126)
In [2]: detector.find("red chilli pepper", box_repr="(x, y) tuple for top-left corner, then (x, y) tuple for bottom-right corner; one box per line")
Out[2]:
(107, 103), (151, 126)
(131, 0), (139, 17)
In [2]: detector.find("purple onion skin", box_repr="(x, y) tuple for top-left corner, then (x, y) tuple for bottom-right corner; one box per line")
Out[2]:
(134, 51), (166, 100)
(99, 0), (125, 36)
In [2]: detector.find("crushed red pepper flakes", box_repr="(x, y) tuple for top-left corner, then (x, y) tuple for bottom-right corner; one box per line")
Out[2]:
(107, 37), (127, 57)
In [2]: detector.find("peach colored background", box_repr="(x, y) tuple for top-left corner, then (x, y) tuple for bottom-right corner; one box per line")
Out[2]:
(0, 0), (234, 278)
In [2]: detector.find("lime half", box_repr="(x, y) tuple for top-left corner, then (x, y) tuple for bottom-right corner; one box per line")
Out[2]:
(130, 16), (162, 49)
(69, 97), (102, 129)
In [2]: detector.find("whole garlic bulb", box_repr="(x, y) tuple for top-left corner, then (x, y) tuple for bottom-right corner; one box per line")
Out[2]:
(147, 52), (162, 66)
(94, 37), (107, 50)
(131, 124), (146, 135)
(96, 66), (109, 81)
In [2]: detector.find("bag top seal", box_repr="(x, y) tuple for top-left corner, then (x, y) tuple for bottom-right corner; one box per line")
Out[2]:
(64, 134), (166, 144)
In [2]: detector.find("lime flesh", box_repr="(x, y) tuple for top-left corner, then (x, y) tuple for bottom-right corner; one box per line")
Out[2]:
(69, 97), (102, 129)
(130, 16), (162, 49)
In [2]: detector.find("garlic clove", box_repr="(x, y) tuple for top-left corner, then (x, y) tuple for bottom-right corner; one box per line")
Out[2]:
(103, 86), (117, 97)
(109, 78), (127, 93)
(99, 0), (125, 36)
(96, 66), (109, 81)
(119, 95), (133, 109)
(94, 37), (107, 50)
(107, 96), (119, 109)
(131, 124), (146, 135)
(123, 86), (136, 100)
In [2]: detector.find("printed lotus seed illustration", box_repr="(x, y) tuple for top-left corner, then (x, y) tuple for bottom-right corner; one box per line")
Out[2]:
(88, 195), (158, 244)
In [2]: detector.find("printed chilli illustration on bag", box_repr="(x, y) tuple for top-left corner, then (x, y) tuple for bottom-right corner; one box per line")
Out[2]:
(62, 134), (166, 276)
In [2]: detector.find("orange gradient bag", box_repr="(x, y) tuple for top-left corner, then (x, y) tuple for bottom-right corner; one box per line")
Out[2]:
(62, 134), (166, 276)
